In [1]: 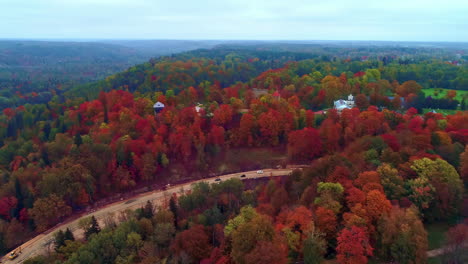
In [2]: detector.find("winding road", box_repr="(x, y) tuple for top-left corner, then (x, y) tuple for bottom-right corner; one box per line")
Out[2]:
(2, 166), (453, 263)
(2, 168), (295, 263)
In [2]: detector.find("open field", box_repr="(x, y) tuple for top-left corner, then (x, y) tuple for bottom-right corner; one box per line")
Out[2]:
(422, 88), (468, 101)
(422, 108), (461, 115)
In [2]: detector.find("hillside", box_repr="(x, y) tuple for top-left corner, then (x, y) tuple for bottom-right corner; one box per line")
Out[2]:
(0, 44), (466, 264)
(0, 40), (219, 110)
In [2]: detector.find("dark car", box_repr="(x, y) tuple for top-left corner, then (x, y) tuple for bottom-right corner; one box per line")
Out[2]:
(240, 174), (246, 178)
(214, 178), (221, 182)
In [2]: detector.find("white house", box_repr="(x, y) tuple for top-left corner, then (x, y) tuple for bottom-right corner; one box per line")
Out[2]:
(334, 94), (355, 111)
(153, 102), (165, 114)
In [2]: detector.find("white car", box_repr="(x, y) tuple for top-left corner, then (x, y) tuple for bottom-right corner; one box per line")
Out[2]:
(256, 170), (264, 174)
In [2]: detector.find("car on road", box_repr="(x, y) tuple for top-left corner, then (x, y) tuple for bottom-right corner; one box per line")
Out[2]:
(256, 170), (264, 174)
(214, 178), (221, 182)
(240, 174), (246, 178)
(7, 250), (19, 260)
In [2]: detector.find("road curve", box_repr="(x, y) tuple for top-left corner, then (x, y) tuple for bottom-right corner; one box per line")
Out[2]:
(3, 168), (295, 263)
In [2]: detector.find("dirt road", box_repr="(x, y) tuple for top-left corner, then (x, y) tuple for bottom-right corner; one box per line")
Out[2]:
(2, 168), (294, 263)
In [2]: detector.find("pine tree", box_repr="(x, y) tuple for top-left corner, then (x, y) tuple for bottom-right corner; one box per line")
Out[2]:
(169, 196), (178, 228)
(143, 200), (154, 219)
(74, 133), (83, 147)
(85, 216), (101, 240)
(54, 230), (65, 251)
(64, 228), (75, 242)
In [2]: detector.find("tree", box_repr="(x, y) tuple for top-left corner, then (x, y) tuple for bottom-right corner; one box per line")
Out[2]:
(258, 109), (282, 146)
(287, 128), (322, 162)
(377, 163), (406, 200)
(336, 226), (373, 264)
(377, 206), (427, 264)
(443, 223), (468, 263)
(74, 133), (83, 147)
(303, 231), (327, 264)
(212, 104), (233, 127)
(355, 94), (369, 110)
(225, 205), (257, 236)
(244, 240), (288, 264)
(321, 75), (345, 105)
(169, 195), (179, 228)
(0, 196), (18, 220)
(446, 90), (457, 100)
(354, 171), (382, 193)
(406, 177), (435, 211)
(365, 190), (391, 223)
(410, 158), (464, 220)
(84, 216), (101, 240)
(172, 225), (212, 262)
(230, 214), (276, 264)
(64, 228), (75, 242)
(319, 118), (341, 153)
(271, 186), (289, 214)
(54, 230), (65, 251)
(29, 194), (71, 232)
(315, 206), (337, 239)
(314, 182), (344, 214)
(142, 200), (154, 219)
(460, 146), (468, 186)
(126, 232), (143, 253)
(4, 219), (27, 249)
(140, 153), (157, 181)
(57, 240), (83, 259)
(396, 81), (422, 97)
(276, 206), (314, 234)
(154, 222), (175, 248)
(208, 125), (225, 147)
(238, 113), (255, 146)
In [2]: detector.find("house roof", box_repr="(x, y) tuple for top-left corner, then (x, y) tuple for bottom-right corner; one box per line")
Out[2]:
(153, 102), (165, 108)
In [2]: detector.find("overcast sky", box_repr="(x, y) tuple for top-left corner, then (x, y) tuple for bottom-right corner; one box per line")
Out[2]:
(1, 0), (467, 42)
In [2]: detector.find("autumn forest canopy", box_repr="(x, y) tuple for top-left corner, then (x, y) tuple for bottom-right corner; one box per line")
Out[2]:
(0, 40), (467, 264)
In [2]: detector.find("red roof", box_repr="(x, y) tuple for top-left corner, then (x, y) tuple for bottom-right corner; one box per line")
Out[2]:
(273, 91), (280, 97)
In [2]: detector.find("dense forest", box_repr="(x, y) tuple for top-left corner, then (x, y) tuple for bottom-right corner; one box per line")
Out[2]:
(0, 43), (467, 263)
(0, 40), (220, 110)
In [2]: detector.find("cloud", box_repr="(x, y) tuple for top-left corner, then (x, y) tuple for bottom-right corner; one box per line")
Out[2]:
(0, 0), (467, 41)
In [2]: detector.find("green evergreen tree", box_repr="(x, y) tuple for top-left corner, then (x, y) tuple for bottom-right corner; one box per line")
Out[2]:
(64, 228), (75, 242)
(54, 230), (65, 251)
(85, 216), (101, 240)
(74, 133), (82, 147)
(143, 200), (154, 219)
(169, 196), (178, 228)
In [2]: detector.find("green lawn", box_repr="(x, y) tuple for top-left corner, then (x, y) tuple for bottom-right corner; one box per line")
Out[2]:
(422, 88), (468, 101)
(422, 108), (460, 115)
(426, 222), (451, 250)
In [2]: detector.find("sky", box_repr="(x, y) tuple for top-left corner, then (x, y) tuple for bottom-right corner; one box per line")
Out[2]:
(1, 0), (467, 42)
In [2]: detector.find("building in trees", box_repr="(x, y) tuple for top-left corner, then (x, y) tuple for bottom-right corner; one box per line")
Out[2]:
(153, 102), (165, 114)
(334, 94), (355, 111)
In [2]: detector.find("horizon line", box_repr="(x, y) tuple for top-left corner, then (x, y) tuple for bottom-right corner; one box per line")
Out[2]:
(0, 38), (467, 44)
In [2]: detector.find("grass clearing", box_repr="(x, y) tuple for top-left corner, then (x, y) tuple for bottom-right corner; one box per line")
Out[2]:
(426, 222), (451, 250)
(422, 108), (460, 115)
(422, 88), (468, 101)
